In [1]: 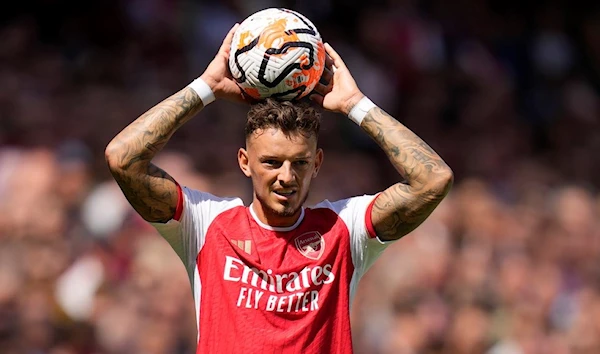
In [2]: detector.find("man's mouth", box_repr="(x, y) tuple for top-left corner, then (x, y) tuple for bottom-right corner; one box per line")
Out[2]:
(273, 190), (296, 197)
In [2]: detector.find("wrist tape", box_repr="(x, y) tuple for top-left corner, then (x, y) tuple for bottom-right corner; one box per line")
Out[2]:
(187, 78), (215, 106)
(348, 96), (376, 125)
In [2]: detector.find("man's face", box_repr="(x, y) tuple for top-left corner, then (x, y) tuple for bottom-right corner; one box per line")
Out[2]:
(238, 128), (323, 226)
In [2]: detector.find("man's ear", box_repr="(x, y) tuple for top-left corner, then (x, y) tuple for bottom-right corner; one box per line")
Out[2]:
(238, 148), (251, 177)
(312, 148), (324, 178)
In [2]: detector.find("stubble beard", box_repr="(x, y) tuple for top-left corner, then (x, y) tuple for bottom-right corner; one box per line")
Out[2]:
(257, 190), (310, 218)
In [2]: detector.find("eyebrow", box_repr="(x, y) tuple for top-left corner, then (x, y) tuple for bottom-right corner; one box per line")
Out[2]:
(259, 155), (312, 160)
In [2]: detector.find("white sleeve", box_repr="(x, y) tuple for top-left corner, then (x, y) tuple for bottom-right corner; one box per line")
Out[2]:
(150, 187), (243, 280)
(314, 195), (396, 303)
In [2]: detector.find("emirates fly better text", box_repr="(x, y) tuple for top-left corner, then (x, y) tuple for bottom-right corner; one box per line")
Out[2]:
(222, 256), (335, 313)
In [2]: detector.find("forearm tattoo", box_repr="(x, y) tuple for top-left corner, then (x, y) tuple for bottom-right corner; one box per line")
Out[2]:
(362, 107), (453, 240)
(107, 88), (203, 222)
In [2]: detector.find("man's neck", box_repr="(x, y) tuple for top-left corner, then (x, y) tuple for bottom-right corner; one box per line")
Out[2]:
(249, 202), (303, 229)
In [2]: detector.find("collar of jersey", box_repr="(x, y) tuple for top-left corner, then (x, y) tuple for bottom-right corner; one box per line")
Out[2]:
(249, 203), (305, 232)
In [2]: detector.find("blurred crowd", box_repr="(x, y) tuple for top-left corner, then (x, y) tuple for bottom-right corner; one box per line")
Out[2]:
(2, 0), (600, 353)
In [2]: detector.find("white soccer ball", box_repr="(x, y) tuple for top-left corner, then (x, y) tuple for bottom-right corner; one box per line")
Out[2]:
(229, 8), (326, 101)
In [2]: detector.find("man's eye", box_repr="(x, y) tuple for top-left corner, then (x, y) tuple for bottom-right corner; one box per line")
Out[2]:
(263, 160), (280, 166)
(294, 160), (308, 166)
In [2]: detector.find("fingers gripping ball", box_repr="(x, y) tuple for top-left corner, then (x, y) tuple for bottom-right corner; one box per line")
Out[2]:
(229, 8), (326, 101)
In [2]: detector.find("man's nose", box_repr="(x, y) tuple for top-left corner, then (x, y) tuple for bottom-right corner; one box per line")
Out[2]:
(278, 162), (295, 185)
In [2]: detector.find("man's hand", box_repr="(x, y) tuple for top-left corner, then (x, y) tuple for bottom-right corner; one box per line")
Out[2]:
(310, 43), (364, 115)
(200, 23), (251, 104)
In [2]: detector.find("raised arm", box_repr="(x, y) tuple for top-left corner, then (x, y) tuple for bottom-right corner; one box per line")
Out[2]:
(360, 107), (453, 240)
(311, 43), (453, 241)
(105, 23), (245, 223)
(105, 88), (201, 223)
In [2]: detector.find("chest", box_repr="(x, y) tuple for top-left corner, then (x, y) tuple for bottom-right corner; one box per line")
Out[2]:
(198, 208), (355, 293)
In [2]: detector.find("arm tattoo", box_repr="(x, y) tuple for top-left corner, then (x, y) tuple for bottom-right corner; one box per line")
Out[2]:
(361, 107), (453, 240)
(106, 87), (204, 223)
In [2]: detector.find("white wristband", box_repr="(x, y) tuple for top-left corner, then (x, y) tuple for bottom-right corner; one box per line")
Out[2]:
(347, 96), (376, 125)
(187, 78), (215, 106)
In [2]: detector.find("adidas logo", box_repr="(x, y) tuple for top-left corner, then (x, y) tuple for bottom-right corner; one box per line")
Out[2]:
(232, 240), (252, 255)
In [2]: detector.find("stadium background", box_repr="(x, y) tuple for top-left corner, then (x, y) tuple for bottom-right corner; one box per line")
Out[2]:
(1, 0), (600, 353)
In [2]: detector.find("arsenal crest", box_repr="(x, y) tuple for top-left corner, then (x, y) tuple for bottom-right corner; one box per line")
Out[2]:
(294, 231), (325, 260)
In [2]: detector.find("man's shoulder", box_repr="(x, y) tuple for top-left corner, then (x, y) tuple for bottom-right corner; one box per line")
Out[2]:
(180, 187), (246, 225)
(308, 194), (378, 213)
(182, 187), (245, 207)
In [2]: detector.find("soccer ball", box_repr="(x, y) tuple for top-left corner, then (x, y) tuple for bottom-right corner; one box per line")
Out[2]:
(229, 8), (326, 101)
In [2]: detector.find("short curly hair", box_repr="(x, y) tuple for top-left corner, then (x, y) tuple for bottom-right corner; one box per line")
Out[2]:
(245, 99), (321, 139)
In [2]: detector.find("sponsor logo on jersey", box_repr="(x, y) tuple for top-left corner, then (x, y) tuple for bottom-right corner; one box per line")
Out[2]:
(222, 255), (335, 313)
(294, 231), (324, 260)
(223, 256), (335, 294)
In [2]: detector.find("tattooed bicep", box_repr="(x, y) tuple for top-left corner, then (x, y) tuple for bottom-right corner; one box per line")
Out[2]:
(371, 182), (448, 241)
(111, 163), (179, 223)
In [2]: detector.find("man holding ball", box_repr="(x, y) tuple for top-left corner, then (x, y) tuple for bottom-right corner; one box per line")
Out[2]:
(105, 20), (453, 354)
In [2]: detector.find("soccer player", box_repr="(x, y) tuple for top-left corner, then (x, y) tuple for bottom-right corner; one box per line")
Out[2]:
(105, 24), (453, 354)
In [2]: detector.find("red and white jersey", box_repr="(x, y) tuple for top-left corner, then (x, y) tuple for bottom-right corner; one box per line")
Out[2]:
(152, 186), (393, 354)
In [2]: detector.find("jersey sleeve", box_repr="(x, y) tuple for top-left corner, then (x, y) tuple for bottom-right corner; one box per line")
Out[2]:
(150, 186), (243, 280)
(315, 194), (395, 276)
